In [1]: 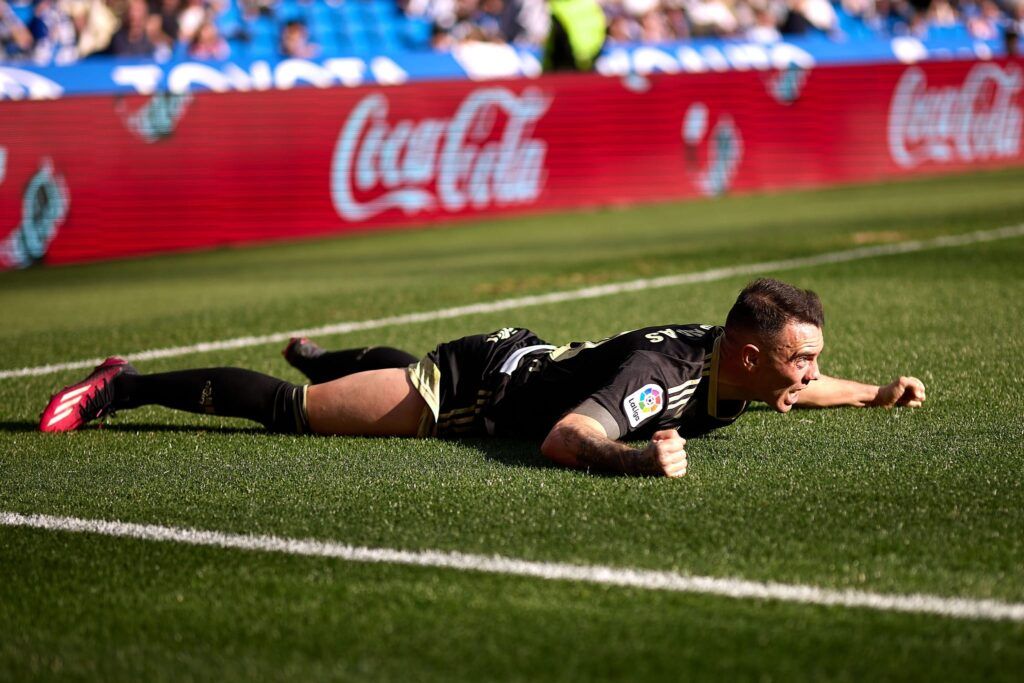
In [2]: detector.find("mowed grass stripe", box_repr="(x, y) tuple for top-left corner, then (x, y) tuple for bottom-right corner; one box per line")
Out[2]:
(5, 511), (1023, 623)
(4, 223), (1023, 381)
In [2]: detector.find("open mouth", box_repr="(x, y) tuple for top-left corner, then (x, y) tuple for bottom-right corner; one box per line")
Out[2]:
(784, 389), (801, 406)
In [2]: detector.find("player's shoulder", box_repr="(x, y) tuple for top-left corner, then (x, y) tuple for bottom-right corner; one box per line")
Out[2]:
(626, 323), (721, 356)
(617, 348), (707, 384)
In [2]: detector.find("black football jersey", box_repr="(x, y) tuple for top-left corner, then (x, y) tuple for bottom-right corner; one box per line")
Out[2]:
(485, 324), (748, 441)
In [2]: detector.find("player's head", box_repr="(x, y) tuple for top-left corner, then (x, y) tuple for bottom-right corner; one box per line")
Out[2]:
(725, 278), (824, 342)
(724, 278), (824, 412)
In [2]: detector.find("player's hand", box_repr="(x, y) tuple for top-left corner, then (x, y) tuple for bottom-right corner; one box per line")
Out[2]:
(644, 429), (688, 478)
(874, 376), (926, 408)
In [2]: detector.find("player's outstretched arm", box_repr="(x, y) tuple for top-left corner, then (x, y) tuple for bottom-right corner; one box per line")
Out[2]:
(796, 374), (926, 409)
(540, 413), (688, 477)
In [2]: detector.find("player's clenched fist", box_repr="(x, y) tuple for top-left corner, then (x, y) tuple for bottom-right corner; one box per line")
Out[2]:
(875, 376), (926, 408)
(645, 429), (688, 478)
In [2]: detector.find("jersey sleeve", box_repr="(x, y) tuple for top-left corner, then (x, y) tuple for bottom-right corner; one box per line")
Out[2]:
(572, 351), (698, 441)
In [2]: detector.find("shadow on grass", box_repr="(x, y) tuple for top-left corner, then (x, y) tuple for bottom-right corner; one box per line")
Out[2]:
(455, 437), (555, 471)
(0, 421), (38, 433)
(0, 420), (269, 436)
(456, 431), (738, 475)
(101, 423), (268, 435)
(4, 419), (742, 476)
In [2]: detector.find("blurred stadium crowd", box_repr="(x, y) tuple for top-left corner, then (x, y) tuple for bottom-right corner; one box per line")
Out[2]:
(1, 0), (1022, 65)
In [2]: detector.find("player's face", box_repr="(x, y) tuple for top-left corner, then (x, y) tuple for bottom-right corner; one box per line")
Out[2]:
(757, 322), (823, 413)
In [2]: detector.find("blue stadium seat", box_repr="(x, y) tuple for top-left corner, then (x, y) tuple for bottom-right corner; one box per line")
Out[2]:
(341, 10), (373, 34)
(248, 15), (277, 40)
(277, 0), (311, 24)
(247, 24), (278, 60)
(375, 32), (400, 53)
(367, 0), (396, 19)
(372, 14), (401, 33)
(216, 10), (245, 40)
(338, 2), (363, 23)
(310, 13), (336, 32)
(249, 41), (278, 60)
(308, 0), (335, 23)
(332, 31), (355, 54)
(401, 16), (432, 49)
(227, 38), (248, 59)
(368, 19), (403, 49)
(316, 32), (341, 55)
(309, 18), (339, 49)
(357, 0), (378, 22)
(335, 16), (351, 34)
(342, 25), (372, 55)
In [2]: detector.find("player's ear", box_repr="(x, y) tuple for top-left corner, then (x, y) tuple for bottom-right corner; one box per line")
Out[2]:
(741, 344), (760, 371)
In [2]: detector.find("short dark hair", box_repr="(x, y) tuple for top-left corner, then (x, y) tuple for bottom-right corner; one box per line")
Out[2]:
(724, 278), (824, 340)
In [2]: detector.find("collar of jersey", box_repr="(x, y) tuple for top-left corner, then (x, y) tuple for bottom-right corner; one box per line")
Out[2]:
(708, 332), (747, 420)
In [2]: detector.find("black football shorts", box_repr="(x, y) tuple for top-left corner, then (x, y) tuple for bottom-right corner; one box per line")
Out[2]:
(407, 328), (552, 437)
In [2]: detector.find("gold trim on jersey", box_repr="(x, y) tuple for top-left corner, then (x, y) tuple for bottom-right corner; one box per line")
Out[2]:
(707, 336), (721, 417)
(408, 358), (441, 437)
(408, 362), (493, 437)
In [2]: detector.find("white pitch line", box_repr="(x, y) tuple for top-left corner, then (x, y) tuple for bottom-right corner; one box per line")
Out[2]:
(5, 224), (1024, 381)
(3, 511), (1022, 623)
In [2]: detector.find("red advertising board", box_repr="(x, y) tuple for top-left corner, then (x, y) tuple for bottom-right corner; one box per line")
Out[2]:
(2, 58), (1022, 269)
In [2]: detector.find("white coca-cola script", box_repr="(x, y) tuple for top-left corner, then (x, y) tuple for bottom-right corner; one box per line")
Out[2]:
(330, 87), (550, 221)
(888, 63), (1022, 168)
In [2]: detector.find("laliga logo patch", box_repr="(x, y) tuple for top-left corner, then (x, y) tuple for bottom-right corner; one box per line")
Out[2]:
(624, 384), (664, 428)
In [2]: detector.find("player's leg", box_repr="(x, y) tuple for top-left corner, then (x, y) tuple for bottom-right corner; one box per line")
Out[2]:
(40, 359), (426, 437)
(283, 338), (418, 384)
(305, 368), (426, 436)
(40, 359), (312, 433)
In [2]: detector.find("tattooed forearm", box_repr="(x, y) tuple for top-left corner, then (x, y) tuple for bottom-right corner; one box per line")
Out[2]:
(560, 424), (659, 475)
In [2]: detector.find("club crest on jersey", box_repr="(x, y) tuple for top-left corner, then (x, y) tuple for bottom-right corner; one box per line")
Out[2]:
(624, 384), (663, 428)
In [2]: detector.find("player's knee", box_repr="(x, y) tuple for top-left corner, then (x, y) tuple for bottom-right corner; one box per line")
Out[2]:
(265, 382), (310, 434)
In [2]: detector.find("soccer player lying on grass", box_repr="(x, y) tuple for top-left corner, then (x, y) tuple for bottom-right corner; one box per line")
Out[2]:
(39, 278), (925, 477)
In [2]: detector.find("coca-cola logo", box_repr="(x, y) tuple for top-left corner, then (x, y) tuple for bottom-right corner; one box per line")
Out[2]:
(330, 87), (550, 222)
(888, 63), (1022, 168)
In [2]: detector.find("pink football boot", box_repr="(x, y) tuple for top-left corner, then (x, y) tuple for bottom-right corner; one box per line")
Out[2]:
(39, 357), (137, 432)
(281, 336), (325, 367)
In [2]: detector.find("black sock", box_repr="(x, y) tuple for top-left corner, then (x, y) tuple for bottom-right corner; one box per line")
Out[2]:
(113, 368), (310, 433)
(296, 346), (417, 384)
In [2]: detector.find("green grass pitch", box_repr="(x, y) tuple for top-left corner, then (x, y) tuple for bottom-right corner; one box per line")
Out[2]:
(2, 168), (1023, 681)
